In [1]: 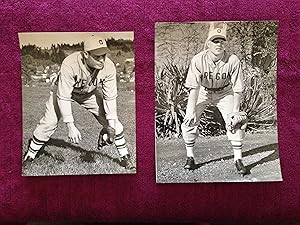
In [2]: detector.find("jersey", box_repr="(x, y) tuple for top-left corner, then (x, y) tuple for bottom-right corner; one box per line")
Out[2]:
(185, 50), (244, 92)
(55, 52), (118, 123)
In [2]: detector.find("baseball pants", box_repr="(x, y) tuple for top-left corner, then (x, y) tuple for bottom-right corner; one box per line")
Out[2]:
(181, 86), (245, 143)
(33, 90), (124, 143)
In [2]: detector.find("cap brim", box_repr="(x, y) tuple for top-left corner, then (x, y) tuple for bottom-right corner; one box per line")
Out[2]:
(89, 47), (110, 56)
(209, 35), (227, 42)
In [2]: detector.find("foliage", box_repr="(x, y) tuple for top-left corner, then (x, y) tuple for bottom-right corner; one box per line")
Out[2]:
(21, 55), (36, 85)
(156, 23), (206, 67)
(20, 39), (134, 85)
(155, 64), (226, 138)
(241, 65), (277, 131)
(227, 21), (278, 72)
(155, 64), (188, 138)
(227, 21), (278, 131)
(106, 38), (134, 52)
(21, 38), (134, 64)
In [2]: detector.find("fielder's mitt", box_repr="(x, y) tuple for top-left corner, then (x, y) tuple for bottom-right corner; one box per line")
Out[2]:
(98, 126), (116, 149)
(227, 111), (248, 134)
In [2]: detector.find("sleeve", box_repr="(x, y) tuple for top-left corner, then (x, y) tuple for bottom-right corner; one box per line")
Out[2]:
(185, 56), (201, 89)
(103, 98), (117, 120)
(101, 64), (118, 120)
(102, 65), (118, 101)
(230, 56), (245, 93)
(56, 63), (76, 123)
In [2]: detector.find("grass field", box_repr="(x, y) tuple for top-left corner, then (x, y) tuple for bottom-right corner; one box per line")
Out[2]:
(22, 83), (136, 176)
(156, 131), (282, 183)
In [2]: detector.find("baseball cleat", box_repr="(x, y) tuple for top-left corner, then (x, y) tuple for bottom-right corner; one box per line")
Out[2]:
(235, 159), (247, 176)
(120, 154), (135, 170)
(184, 157), (196, 170)
(23, 152), (36, 166)
(23, 149), (37, 162)
(23, 139), (39, 164)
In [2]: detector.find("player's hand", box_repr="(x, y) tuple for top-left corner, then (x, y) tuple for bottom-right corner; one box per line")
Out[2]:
(67, 122), (82, 144)
(183, 114), (197, 127)
(226, 112), (248, 133)
(98, 126), (116, 149)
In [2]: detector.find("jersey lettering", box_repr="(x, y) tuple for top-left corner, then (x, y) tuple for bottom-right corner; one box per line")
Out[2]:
(202, 71), (229, 80)
(74, 78), (87, 87)
(73, 78), (104, 88)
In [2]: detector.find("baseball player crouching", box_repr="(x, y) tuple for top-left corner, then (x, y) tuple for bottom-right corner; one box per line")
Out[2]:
(24, 35), (134, 169)
(181, 25), (248, 175)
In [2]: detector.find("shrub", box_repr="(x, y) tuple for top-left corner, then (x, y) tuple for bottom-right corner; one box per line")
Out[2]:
(155, 64), (226, 138)
(241, 65), (276, 132)
(155, 64), (188, 138)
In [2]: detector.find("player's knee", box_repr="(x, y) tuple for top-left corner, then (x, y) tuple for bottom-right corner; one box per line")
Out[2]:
(182, 116), (197, 128)
(37, 118), (58, 129)
(181, 122), (199, 142)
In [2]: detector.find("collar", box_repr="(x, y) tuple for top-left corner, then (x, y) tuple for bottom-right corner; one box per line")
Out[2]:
(205, 50), (229, 68)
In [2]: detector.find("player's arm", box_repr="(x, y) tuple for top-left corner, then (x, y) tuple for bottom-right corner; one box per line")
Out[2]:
(186, 87), (200, 116)
(184, 56), (201, 123)
(230, 56), (245, 113)
(56, 63), (81, 143)
(232, 92), (242, 112)
(101, 64), (118, 129)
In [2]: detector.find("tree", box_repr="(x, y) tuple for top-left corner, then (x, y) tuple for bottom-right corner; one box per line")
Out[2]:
(21, 55), (36, 85)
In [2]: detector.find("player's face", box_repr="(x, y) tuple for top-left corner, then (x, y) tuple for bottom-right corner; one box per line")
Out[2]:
(208, 38), (225, 56)
(86, 52), (106, 70)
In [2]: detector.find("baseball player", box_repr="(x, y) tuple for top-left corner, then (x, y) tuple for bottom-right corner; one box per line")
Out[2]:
(181, 24), (248, 175)
(24, 34), (133, 169)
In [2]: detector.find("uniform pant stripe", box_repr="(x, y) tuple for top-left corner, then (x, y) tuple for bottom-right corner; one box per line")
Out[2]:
(185, 141), (195, 147)
(28, 147), (39, 153)
(32, 135), (46, 145)
(114, 133), (128, 157)
(232, 145), (242, 148)
(116, 144), (127, 150)
(30, 136), (45, 151)
(115, 132), (124, 139)
(115, 132), (127, 149)
(186, 144), (195, 147)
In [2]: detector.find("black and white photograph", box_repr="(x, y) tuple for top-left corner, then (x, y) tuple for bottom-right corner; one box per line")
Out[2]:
(20, 32), (136, 176)
(155, 21), (282, 183)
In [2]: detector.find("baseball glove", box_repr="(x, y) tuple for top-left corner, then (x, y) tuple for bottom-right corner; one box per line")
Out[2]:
(98, 126), (116, 149)
(226, 111), (248, 134)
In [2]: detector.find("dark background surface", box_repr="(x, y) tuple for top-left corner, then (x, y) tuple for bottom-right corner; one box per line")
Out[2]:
(0, 0), (299, 224)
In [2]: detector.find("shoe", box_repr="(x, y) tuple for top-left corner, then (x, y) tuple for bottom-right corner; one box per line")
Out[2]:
(23, 139), (38, 164)
(184, 157), (196, 170)
(120, 154), (135, 170)
(24, 154), (34, 162)
(23, 151), (35, 166)
(235, 159), (247, 176)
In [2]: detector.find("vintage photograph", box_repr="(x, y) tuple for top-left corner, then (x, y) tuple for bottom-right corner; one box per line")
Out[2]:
(155, 21), (282, 183)
(20, 32), (136, 176)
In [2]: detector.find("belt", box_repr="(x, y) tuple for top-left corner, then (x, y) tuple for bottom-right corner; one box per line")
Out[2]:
(204, 83), (230, 92)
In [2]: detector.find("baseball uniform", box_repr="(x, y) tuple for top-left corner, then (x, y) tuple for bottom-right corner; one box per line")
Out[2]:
(27, 51), (129, 161)
(181, 49), (245, 143)
(33, 52), (118, 141)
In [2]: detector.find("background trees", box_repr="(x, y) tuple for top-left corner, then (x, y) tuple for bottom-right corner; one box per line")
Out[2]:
(20, 38), (134, 86)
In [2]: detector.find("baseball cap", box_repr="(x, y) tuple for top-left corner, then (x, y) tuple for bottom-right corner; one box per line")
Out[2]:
(207, 28), (227, 42)
(84, 35), (110, 55)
